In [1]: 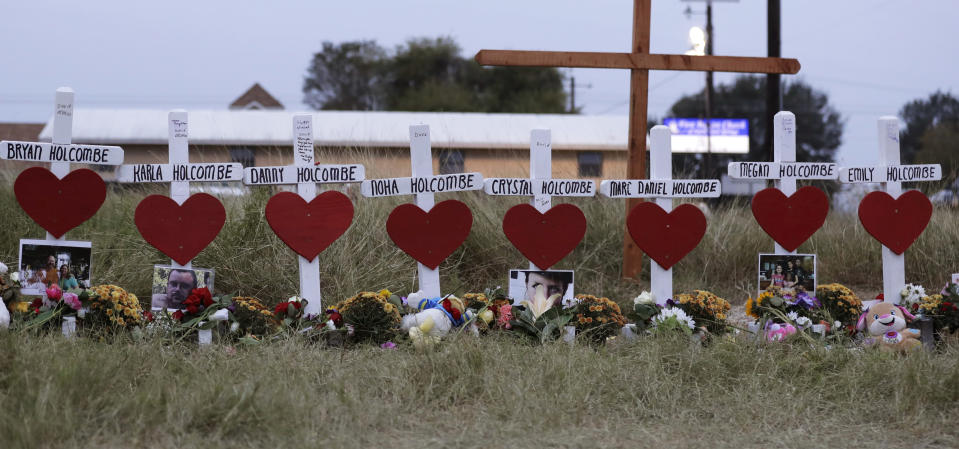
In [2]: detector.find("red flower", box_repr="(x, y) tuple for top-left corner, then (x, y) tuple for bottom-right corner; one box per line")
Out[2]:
(144, 311), (155, 322)
(943, 302), (954, 310)
(274, 302), (290, 316)
(172, 310), (184, 321)
(192, 288), (213, 308)
(912, 303), (919, 311)
(186, 304), (199, 315)
(326, 309), (343, 327)
(441, 298), (461, 321)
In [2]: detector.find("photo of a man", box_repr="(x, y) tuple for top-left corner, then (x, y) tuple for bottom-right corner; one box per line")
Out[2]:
(508, 269), (574, 305)
(151, 265), (214, 310)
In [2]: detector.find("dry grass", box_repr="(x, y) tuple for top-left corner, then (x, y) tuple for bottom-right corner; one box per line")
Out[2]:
(2, 162), (959, 448)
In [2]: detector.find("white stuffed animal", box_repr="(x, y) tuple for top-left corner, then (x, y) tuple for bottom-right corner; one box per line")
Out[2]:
(400, 291), (472, 343)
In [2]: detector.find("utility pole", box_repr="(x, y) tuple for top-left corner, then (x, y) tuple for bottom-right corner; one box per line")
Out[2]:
(764, 0), (781, 162)
(704, 0), (714, 178)
(570, 76), (576, 112)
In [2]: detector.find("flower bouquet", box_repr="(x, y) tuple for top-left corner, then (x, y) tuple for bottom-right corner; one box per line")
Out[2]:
(19, 284), (87, 333)
(915, 282), (959, 338)
(814, 283), (862, 334)
(673, 290), (731, 336)
(229, 296), (278, 341)
(83, 284), (146, 335)
(650, 306), (696, 337)
(333, 291), (401, 344)
(746, 286), (820, 338)
(567, 293), (627, 345)
(629, 291), (660, 332)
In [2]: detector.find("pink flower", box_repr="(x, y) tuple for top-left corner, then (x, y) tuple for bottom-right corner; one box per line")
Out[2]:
(380, 342), (397, 350)
(46, 284), (62, 301)
(62, 293), (81, 311)
(497, 304), (513, 330)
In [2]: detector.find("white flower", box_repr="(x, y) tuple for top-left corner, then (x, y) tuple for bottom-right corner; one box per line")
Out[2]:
(521, 284), (559, 320)
(900, 283), (926, 307)
(796, 316), (812, 328)
(652, 307), (695, 330)
(787, 311), (799, 322)
(9, 272), (19, 283)
(230, 322), (240, 333)
(633, 291), (655, 305)
(287, 295), (303, 303)
(0, 262), (7, 274)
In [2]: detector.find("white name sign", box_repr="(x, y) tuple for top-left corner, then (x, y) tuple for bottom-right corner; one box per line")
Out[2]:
(244, 164), (365, 185)
(361, 172), (483, 197)
(483, 178), (595, 197)
(599, 179), (721, 198)
(1, 141), (124, 165)
(838, 164), (942, 183)
(117, 163), (243, 183)
(727, 161), (837, 180)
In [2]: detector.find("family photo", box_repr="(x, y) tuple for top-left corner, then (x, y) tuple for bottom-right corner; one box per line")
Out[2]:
(757, 254), (816, 293)
(17, 239), (92, 295)
(151, 265), (215, 310)
(508, 269), (574, 305)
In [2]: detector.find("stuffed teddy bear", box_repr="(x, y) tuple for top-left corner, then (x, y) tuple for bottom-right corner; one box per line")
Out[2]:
(857, 301), (921, 352)
(400, 292), (473, 344)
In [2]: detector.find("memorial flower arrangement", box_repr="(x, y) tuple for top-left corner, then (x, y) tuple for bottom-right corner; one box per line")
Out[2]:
(567, 293), (627, 344)
(745, 287), (820, 331)
(650, 307), (696, 336)
(673, 290), (730, 335)
(815, 283), (862, 332)
(273, 296), (307, 328)
(230, 296), (277, 337)
(18, 284), (88, 332)
(334, 291), (401, 343)
(915, 282), (959, 335)
(629, 291), (660, 332)
(509, 284), (573, 343)
(900, 283), (927, 311)
(85, 284), (145, 332)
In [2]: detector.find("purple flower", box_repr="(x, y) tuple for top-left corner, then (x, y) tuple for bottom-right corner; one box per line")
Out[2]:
(380, 342), (397, 349)
(788, 291), (821, 309)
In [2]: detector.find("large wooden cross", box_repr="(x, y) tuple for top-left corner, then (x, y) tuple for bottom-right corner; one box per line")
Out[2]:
(475, 0), (800, 277)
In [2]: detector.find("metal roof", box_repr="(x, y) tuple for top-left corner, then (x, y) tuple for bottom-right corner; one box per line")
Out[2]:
(38, 109), (631, 151)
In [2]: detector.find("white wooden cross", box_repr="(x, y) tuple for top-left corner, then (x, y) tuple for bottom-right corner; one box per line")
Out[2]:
(117, 110), (243, 268)
(1, 87), (126, 242)
(242, 113), (365, 315)
(359, 125), (483, 297)
(482, 129), (596, 270)
(116, 110), (243, 344)
(838, 116), (941, 303)
(600, 125), (721, 305)
(726, 111), (838, 254)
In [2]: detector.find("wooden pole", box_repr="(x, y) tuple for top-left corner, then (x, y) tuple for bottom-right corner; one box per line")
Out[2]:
(623, 0), (651, 279)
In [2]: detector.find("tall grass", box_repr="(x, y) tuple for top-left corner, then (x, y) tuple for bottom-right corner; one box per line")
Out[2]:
(2, 158), (958, 309)
(0, 332), (957, 448)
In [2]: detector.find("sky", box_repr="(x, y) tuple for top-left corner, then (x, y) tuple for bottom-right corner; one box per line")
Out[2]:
(1, 0), (956, 165)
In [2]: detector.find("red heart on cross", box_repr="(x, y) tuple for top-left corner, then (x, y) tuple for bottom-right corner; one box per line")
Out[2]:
(751, 186), (829, 252)
(386, 200), (473, 269)
(502, 203), (586, 270)
(14, 167), (107, 238)
(265, 191), (354, 261)
(858, 190), (932, 254)
(134, 193), (226, 265)
(626, 202), (707, 270)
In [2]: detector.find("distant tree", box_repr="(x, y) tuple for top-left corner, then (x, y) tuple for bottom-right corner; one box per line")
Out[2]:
(899, 91), (959, 164)
(668, 76), (843, 177)
(303, 37), (568, 113)
(914, 122), (959, 184)
(303, 40), (388, 110)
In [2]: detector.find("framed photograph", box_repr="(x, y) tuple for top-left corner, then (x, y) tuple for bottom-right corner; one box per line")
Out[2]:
(151, 265), (215, 310)
(18, 239), (92, 295)
(758, 253), (816, 294)
(952, 273), (959, 284)
(508, 269), (574, 306)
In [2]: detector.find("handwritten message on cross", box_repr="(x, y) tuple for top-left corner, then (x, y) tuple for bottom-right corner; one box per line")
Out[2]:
(838, 117), (941, 304)
(600, 126), (720, 305)
(727, 111), (836, 256)
(243, 114), (365, 315)
(484, 129), (595, 271)
(475, 0), (800, 278)
(360, 125), (483, 297)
